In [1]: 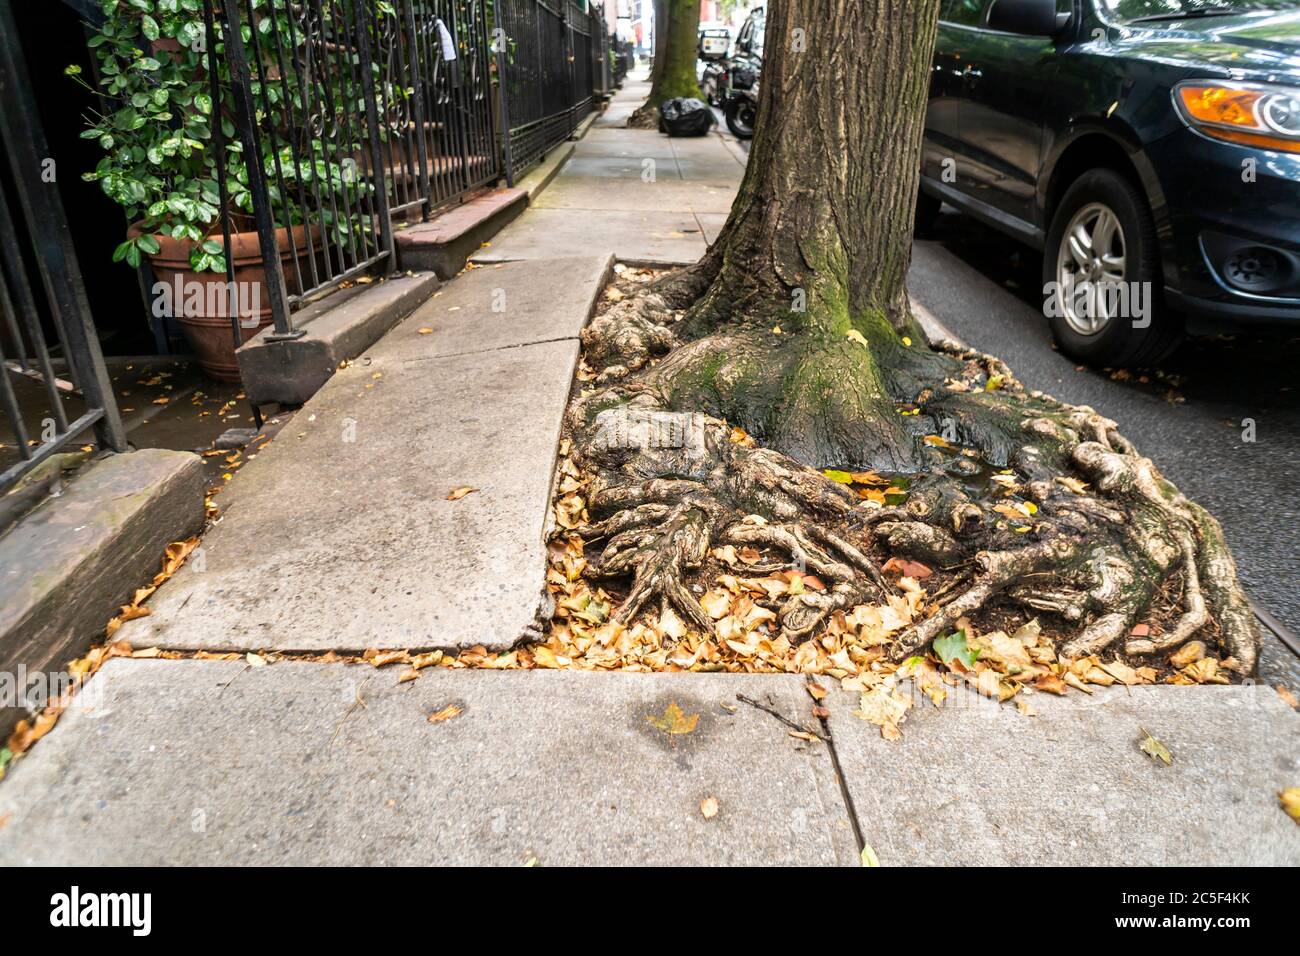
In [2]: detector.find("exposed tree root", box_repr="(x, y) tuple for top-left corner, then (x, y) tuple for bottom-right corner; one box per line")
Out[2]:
(564, 272), (1260, 678)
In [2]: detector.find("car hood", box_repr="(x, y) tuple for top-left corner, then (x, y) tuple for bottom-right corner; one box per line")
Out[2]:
(1111, 11), (1300, 82)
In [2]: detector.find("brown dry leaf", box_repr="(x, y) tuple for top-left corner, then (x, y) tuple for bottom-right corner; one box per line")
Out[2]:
(417, 327), (434, 335)
(852, 686), (910, 740)
(369, 650), (410, 668)
(1276, 685), (1299, 710)
(1182, 657), (1228, 684)
(428, 704), (462, 723)
(1016, 699), (1038, 717)
(1170, 640), (1206, 668)
(700, 796), (719, 820)
(805, 681), (828, 701)
(881, 557), (932, 579)
(1280, 787), (1300, 823)
(446, 486), (478, 501)
(789, 730), (820, 742)
(131, 646), (161, 659)
(397, 667), (420, 684)
(1035, 674), (1069, 696)
(646, 701), (700, 735)
(154, 536), (199, 586)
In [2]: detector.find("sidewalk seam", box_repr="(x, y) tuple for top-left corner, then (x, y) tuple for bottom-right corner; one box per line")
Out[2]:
(399, 334), (580, 364)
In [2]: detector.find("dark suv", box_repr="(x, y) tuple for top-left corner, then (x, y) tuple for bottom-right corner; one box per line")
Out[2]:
(917, 0), (1300, 365)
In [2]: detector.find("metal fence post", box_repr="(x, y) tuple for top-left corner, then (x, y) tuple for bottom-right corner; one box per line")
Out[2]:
(216, 0), (298, 339)
(352, 0), (396, 269)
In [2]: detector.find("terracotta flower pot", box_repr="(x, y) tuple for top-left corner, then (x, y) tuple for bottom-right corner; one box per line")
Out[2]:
(132, 222), (318, 382)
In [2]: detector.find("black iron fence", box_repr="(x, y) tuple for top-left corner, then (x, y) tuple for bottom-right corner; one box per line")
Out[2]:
(495, 0), (609, 183)
(0, 1), (126, 495)
(204, 0), (610, 338)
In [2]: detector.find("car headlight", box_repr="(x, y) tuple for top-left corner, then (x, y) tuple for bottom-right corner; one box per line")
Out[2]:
(1174, 80), (1300, 153)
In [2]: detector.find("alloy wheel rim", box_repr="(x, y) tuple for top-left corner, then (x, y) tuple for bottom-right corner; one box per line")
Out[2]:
(1055, 202), (1127, 336)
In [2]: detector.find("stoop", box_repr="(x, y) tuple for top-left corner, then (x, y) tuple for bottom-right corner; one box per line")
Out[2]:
(394, 187), (528, 278)
(237, 271), (438, 407)
(0, 449), (205, 740)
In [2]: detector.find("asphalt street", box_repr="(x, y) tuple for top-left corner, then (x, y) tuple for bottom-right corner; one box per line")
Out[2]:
(908, 208), (1300, 689)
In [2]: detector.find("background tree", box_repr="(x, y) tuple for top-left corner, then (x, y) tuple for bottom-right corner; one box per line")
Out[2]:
(578, 0), (1258, 673)
(628, 0), (703, 127)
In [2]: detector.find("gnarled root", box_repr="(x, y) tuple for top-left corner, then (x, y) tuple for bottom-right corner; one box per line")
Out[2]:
(567, 284), (1260, 677)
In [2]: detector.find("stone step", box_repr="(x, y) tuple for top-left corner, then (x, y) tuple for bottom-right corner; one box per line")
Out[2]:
(395, 187), (528, 279)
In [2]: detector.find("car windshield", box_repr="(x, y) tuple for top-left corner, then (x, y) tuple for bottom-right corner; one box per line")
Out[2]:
(1097, 0), (1299, 24)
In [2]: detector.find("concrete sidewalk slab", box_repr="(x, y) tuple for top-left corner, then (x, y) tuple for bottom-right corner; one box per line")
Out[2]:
(826, 683), (1300, 866)
(0, 662), (859, 866)
(474, 208), (709, 265)
(696, 212), (729, 244)
(119, 256), (611, 654)
(565, 132), (676, 160)
(381, 256), (611, 361)
(534, 177), (738, 214)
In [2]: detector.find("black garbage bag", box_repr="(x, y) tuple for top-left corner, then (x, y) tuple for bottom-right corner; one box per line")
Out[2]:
(658, 97), (716, 137)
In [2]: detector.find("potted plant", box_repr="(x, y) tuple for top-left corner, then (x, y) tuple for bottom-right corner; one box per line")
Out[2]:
(70, 0), (370, 382)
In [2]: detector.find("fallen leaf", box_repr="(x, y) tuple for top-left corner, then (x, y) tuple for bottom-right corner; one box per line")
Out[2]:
(1016, 699), (1038, 717)
(646, 701), (699, 735)
(860, 844), (880, 867)
(1139, 727), (1172, 765)
(789, 730), (819, 742)
(447, 486), (478, 501)
(700, 796), (719, 820)
(1280, 787), (1300, 823)
(881, 556), (932, 579)
(1276, 685), (1298, 710)
(1170, 640), (1206, 668)
(428, 704), (462, 723)
(417, 327), (434, 335)
(246, 652), (268, 668)
(805, 681), (827, 701)
(933, 630), (978, 669)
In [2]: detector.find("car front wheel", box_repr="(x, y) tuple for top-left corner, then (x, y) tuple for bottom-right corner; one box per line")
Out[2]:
(1042, 168), (1182, 367)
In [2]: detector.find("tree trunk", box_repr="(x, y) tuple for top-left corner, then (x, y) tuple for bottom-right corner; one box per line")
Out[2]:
(575, 0), (1260, 677)
(629, 0), (702, 127)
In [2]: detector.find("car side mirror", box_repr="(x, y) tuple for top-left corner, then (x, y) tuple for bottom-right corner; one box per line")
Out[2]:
(986, 0), (1069, 37)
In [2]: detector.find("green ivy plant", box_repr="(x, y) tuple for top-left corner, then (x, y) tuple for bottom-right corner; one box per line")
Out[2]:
(70, 0), (382, 273)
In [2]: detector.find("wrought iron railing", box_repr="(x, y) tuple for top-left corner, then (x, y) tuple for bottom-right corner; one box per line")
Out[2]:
(203, 0), (499, 339)
(201, 0), (606, 337)
(495, 0), (605, 182)
(0, 1), (126, 495)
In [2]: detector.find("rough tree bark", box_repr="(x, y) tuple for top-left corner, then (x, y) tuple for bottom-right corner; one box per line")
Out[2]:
(628, 0), (703, 128)
(575, 0), (1259, 673)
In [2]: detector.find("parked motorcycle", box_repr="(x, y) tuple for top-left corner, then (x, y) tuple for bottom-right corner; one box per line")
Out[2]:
(724, 82), (758, 140)
(701, 59), (730, 107)
(722, 8), (763, 139)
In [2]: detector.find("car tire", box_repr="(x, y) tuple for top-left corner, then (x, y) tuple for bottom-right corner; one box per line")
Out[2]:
(1042, 168), (1182, 367)
(914, 189), (941, 237)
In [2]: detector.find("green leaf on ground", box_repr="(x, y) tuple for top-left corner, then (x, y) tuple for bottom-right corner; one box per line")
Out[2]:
(860, 844), (880, 866)
(933, 630), (978, 669)
(1139, 727), (1172, 765)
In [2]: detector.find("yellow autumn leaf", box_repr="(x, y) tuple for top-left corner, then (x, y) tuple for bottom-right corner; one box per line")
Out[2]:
(846, 329), (869, 346)
(447, 486), (478, 501)
(1280, 787), (1300, 823)
(428, 704), (462, 723)
(646, 701), (699, 735)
